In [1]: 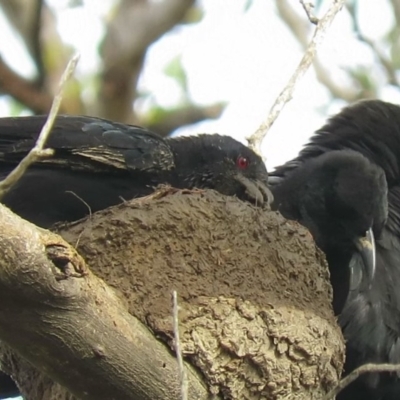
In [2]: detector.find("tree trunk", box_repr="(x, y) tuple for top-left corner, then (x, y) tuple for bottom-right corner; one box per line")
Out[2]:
(0, 189), (344, 399)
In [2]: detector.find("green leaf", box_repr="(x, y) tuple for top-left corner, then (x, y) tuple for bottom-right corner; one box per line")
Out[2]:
(163, 55), (188, 94)
(8, 97), (28, 116)
(347, 66), (377, 93)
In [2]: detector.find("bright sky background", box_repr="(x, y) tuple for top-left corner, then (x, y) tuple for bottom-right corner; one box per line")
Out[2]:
(1, 0), (400, 172)
(0, 1), (400, 399)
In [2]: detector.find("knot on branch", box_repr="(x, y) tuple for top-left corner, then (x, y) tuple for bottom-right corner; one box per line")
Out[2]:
(46, 243), (88, 280)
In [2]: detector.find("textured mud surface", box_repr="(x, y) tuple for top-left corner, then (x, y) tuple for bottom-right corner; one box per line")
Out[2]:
(62, 190), (333, 322)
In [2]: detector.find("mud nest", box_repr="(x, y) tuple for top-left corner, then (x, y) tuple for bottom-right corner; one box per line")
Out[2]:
(2, 189), (345, 399)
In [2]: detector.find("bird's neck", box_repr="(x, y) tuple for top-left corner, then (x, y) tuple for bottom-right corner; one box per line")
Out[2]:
(166, 137), (211, 189)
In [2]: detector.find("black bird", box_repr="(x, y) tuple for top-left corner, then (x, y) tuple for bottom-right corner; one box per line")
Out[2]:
(0, 115), (272, 399)
(0, 115), (272, 228)
(270, 99), (400, 399)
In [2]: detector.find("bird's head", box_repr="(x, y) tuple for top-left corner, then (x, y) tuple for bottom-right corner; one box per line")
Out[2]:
(167, 134), (272, 206)
(273, 150), (387, 286)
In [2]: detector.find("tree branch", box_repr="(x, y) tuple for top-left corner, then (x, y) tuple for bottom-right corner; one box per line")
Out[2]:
(275, 0), (358, 102)
(0, 203), (211, 400)
(324, 362), (400, 399)
(0, 0), (85, 115)
(346, 1), (400, 88)
(0, 56), (53, 113)
(300, 0), (319, 24)
(98, 0), (195, 123)
(0, 0), (45, 83)
(144, 103), (226, 137)
(247, 0), (347, 155)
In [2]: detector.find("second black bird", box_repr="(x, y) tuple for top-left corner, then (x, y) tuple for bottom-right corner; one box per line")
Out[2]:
(270, 99), (400, 399)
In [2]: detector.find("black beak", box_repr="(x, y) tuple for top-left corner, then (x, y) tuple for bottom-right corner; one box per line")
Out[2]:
(353, 228), (376, 285)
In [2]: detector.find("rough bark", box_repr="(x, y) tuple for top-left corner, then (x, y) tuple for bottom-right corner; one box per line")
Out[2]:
(0, 189), (344, 399)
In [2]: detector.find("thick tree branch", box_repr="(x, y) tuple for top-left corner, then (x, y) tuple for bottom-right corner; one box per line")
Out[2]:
(0, 203), (211, 400)
(0, 0), (45, 83)
(247, 0), (347, 155)
(144, 103), (226, 137)
(0, 0), (85, 115)
(98, 0), (195, 123)
(0, 56), (53, 113)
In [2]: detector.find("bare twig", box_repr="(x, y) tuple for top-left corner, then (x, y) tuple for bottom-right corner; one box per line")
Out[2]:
(65, 191), (92, 219)
(275, 0), (358, 103)
(324, 362), (400, 399)
(247, 0), (346, 155)
(173, 290), (188, 400)
(0, 53), (80, 199)
(300, 0), (319, 24)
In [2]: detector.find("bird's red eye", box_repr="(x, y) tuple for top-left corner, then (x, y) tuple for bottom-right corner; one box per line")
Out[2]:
(236, 156), (249, 169)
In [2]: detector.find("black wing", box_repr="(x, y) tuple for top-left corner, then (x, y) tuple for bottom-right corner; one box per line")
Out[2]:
(0, 115), (176, 228)
(0, 115), (175, 174)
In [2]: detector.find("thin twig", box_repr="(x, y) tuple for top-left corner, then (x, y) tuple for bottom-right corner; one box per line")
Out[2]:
(300, 0), (319, 24)
(172, 290), (188, 400)
(275, 0), (358, 102)
(0, 53), (80, 199)
(247, 0), (346, 156)
(324, 362), (400, 399)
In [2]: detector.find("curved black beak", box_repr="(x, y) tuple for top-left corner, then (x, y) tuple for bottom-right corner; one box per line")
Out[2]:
(353, 228), (376, 285)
